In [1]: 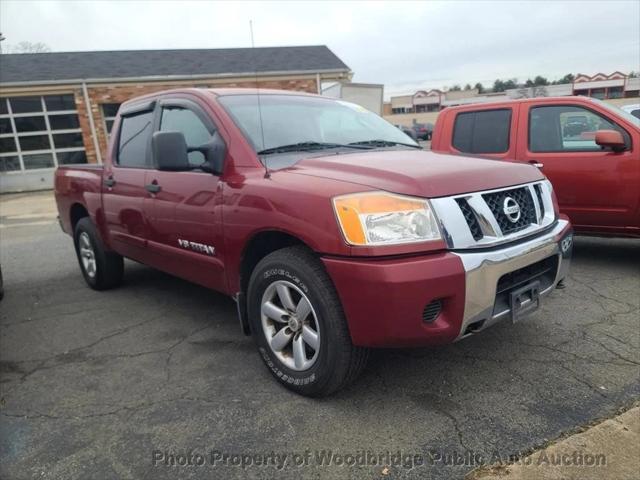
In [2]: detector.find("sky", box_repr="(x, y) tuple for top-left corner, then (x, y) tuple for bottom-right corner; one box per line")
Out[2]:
(1, 0), (639, 99)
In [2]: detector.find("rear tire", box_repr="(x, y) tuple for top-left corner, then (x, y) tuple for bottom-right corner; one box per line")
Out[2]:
(247, 246), (368, 397)
(74, 217), (123, 290)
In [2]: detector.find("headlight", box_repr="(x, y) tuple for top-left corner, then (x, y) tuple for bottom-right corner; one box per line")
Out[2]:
(332, 192), (441, 246)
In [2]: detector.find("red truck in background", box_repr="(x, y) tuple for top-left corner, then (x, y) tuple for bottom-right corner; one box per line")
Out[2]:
(431, 96), (640, 238)
(55, 88), (573, 396)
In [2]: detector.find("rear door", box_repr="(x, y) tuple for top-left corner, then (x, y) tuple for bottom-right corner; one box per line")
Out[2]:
(143, 96), (226, 292)
(448, 107), (517, 161)
(517, 102), (638, 231)
(102, 101), (155, 263)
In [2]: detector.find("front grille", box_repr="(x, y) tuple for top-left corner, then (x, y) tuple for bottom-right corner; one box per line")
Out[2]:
(492, 255), (558, 316)
(455, 198), (483, 240)
(422, 299), (442, 323)
(430, 181), (555, 249)
(482, 187), (536, 235)
(534, 183), (545, 219)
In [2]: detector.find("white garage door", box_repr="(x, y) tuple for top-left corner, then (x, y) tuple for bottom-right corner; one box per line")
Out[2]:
(0, 94), (87, 193)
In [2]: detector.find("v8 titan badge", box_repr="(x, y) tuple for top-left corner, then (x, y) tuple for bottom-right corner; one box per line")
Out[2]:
(178, 239), (215, 256)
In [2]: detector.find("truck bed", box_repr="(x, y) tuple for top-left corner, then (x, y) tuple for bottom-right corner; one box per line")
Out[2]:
(54, 164), (104, 235)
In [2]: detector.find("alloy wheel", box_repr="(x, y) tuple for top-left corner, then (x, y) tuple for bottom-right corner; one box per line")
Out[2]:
(78, 232), (97, 278)
(260, 280), (321, 371)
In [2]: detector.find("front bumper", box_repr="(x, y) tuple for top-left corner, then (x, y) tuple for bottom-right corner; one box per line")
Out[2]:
(322, 219), (572, 348)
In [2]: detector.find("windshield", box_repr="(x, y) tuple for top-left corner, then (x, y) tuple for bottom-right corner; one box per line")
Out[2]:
(590, 98), (640, 126)
(218, 94), (419, 153)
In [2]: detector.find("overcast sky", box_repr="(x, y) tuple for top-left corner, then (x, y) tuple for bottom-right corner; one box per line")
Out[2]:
(1, 0), (639, 98)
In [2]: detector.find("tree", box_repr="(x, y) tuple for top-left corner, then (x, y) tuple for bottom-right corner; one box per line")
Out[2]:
(4, 41), (51, 54)
(474, 82), (484, 94)
(463, 84), (472, 90)
(492, 78), (517, 92)
(629, 71), (638, 78)
(552, 73), (575, 85)
(525, 79), (535, 87)
(533, 75), (549, 86)
(502, 79), (517, 90)
(449, 84), (462, 91)
(493, 79), (506, 92)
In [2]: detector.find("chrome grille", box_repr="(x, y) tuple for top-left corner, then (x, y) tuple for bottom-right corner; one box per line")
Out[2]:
(430, 181), (556, 250)
(534, 183), (545, 220)
(482, 187), (537, 235)
(455, 198), (483, 241)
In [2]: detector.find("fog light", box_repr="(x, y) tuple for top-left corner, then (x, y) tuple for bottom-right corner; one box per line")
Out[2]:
(422, 299), (442, 323)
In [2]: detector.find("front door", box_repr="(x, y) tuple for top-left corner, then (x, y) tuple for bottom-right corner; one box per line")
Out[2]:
(518, 102), (639, 231)
(102, 106), (155, 263)
(143, 97), (226, 292)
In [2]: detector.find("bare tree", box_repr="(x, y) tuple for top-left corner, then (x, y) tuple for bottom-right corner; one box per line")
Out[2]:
(4, 41), (51, 54)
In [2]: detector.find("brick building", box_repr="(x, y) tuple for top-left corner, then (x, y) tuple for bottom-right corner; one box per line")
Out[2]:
(0, 46), (351, 192)
(384, 72), (640, 127)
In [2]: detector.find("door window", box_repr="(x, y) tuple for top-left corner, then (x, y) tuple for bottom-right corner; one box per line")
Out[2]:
(117, 110), (154, 167)
(529, 105), (628, 152)
(160, 107), (212, 167)
(452, 109), (511, 154)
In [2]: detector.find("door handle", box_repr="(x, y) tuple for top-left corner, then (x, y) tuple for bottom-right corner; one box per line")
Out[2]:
(528, 160), (544, 169)
(104, 176), (116, 188)
(145, 182), (161, 194)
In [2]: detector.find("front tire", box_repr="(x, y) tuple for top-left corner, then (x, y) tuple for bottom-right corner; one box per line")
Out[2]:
(74, 217), (123, 290)
(247, 246), (368, 396)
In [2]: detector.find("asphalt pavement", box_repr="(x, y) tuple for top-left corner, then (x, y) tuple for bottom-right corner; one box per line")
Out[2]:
(0, 203), (639, 479)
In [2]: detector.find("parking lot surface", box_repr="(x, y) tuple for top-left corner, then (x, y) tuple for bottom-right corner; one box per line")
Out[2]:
(1, 216), (639, 479)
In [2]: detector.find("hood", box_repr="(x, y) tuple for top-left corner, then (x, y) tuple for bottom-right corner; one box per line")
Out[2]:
(284, 149), (544, 198)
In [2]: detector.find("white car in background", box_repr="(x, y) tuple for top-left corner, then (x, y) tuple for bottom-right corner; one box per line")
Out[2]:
(621, 104), (640, 119)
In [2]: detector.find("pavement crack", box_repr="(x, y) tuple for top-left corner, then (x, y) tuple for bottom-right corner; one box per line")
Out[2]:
(557, 364), (607, 397)
(507, 340), (639, 366)
(0, 397), (183, 420)
(0, 313), (169, 393)
(437, 407), (470, 451)
(583, 335), (640, 366)
(164, 324), (215, 383)
(569, 275), (638, 311)
(0, 391), (228, 421)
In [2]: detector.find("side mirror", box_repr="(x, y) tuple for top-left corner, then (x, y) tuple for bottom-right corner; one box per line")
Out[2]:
(595, 130), (626, 152)
(152, 131), (190, 171)
(191, 132), (226, 175)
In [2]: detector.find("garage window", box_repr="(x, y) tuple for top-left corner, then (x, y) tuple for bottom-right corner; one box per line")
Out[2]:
(102, 103), (121, 137)
(0, 155), (20, 172)
(0, 94), (87, 174)
(452, 109), (512, 154)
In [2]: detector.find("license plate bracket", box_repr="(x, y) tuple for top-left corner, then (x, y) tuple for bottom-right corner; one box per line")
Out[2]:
(510, 280), (541, 323)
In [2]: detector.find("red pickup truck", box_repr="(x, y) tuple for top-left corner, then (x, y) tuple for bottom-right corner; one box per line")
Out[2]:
(55, 88), (573, 396)
(431, 96), (640, 238)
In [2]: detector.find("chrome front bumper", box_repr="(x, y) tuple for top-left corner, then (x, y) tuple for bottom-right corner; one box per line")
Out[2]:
(453, 219), (572, 340)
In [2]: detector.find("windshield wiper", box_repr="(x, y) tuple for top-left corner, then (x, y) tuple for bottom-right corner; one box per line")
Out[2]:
(348, 139), (421, 149)
(257, 141), (372, 155)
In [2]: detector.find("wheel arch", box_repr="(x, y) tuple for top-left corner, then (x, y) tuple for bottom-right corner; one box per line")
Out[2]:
(236, 230), (315, 335)
(70, 203), (89, 234)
